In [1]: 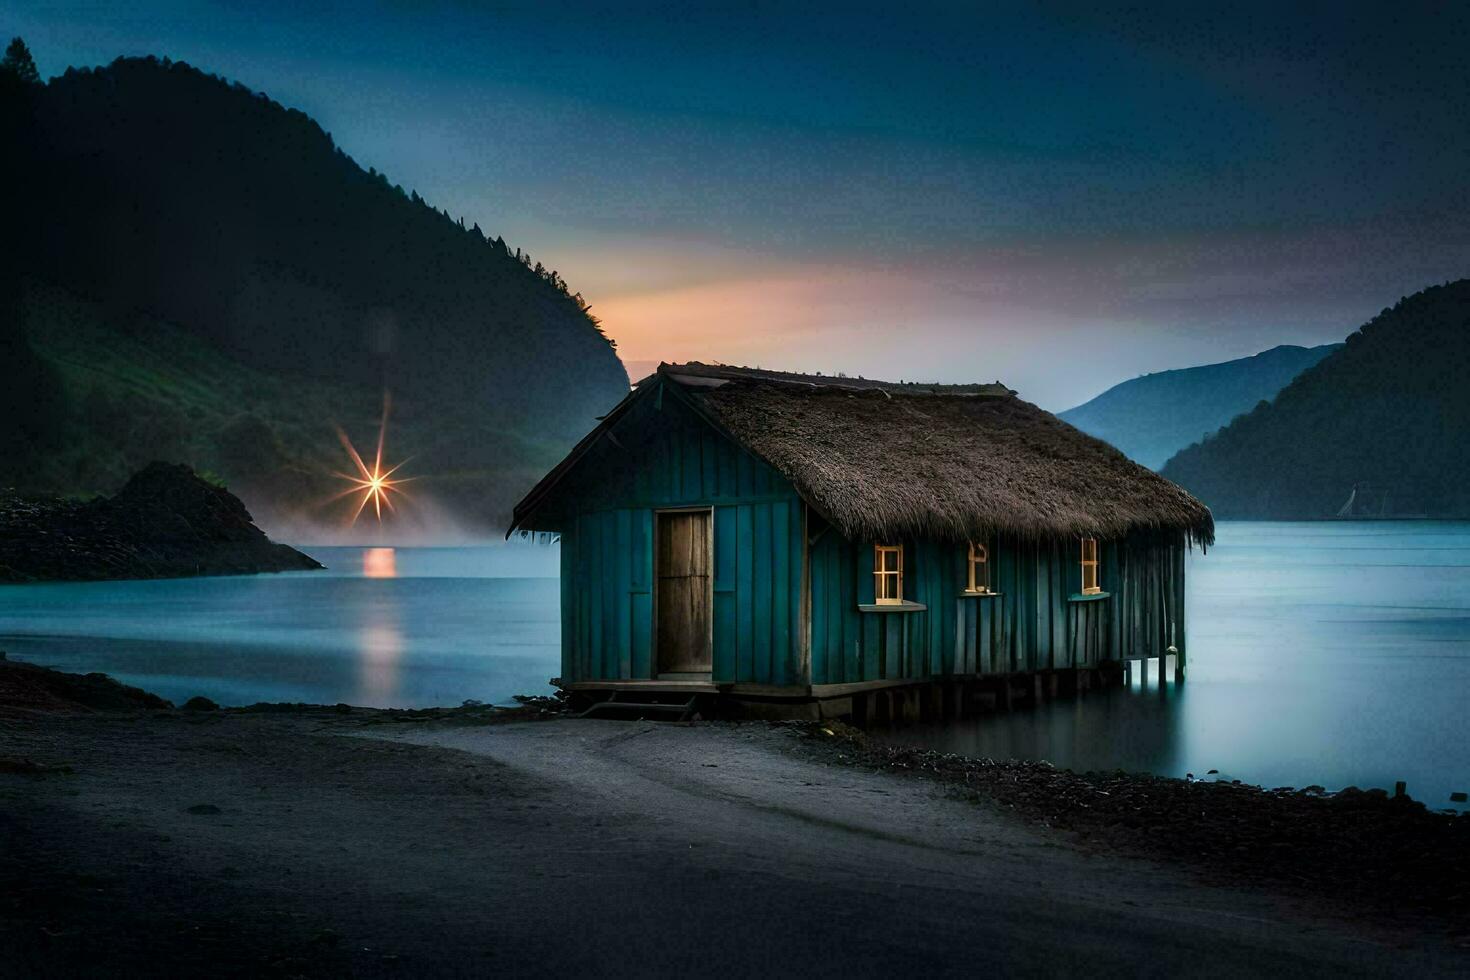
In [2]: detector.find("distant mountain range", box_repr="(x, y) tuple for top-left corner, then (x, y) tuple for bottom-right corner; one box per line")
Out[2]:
(1060, 344), (1341, 470)
(1162, 280), (1470, 519)
(0, 53), (627, 530)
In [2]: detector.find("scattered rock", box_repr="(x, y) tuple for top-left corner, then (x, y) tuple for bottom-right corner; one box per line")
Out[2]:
(796, 724), (1470, 932)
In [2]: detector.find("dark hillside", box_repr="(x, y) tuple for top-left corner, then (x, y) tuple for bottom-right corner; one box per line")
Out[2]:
(1161, 281), (1470, 518)
(1059, 344), (1341, 470)
(0, 53), (626, 527)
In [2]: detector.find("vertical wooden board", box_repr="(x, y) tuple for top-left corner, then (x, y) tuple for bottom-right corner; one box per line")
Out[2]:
(1009, 547), (1024, 671)
(752, 504), (773, 683)
(1052, 544), (1068, 668)
(649, 433), (665, 504)
(970, 599), (982, 674)
(1107, 542), (1122, 660)
(682, 427), (702, 499)
(715, 440), (734, 499)
(823, 538), (840, 684)
(1176, 541), (1188, 661)
(603, 513), (619, 678)
(1022, 544), (1036, 671)
(616, 509), (632, 678)
(736, 505), (754, 682)
(885, 616), (903, 679)
(631, 442), (648, 503)
(735, 451), (752, 498)
(559, 528), (575, 682)
(1034, 543), (1049, 670)
(810, 535), (828, 683)
(751, 454), (771, 495)
(927, 545), (944, 674)
(795, 502), (809, 684)
(700, 431), (718, 499)
(631, 593), (652, 677)
(713, 506), (737, 593)
(713, 594), (736, 682)
(1003, 582), (1015, 674)
(904, 602), (920, 678)
(931, 600), (946, 675)
(587, 514), (604, 679)
(832, 541), (851, 684)
(862, 612), (880, 680)
(771, 501), (792, 686)
(925, 546), (940, 674)
(631, 509), (651, 592)
(577, 516), (590, 681)
(840, 540), (860, 683)
(958, 597), (970, 674)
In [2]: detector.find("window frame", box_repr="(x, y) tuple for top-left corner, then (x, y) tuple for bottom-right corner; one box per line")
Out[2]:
(1080, 536), (1102, 595)
(873, 543), (903, 605)
(964, 540), (993, 595)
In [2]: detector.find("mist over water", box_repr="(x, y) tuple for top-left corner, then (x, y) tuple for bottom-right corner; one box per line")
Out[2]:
(1, 523), (1467, 805)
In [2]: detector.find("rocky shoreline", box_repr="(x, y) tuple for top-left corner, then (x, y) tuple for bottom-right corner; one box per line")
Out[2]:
(795, 724), (1470, 937)
(0, 462), (320, 583)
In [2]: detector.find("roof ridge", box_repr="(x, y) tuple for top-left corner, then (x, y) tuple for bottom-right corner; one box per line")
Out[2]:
(657, 361), (1015, 397)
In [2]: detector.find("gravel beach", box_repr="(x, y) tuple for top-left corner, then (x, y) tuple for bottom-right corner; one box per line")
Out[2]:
(2, 661), (1467, 977)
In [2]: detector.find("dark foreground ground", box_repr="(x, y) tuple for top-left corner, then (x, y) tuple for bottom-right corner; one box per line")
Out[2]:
(2, 663), (1468, 978)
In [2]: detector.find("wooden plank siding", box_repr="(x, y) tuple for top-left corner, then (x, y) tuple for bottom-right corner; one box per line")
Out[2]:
(807, 532), (1189, 685)
(544, 379), (1190, 693)
(548, 388), (805, 686)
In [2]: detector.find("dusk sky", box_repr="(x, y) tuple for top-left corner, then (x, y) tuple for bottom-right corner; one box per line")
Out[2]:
(9, 1), (1469, 408)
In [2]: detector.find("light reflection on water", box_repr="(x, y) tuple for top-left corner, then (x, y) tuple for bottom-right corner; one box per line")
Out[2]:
(362, 547), (397, 579)
(875, 522), (1470, 807)
(0, 545), (559, 709)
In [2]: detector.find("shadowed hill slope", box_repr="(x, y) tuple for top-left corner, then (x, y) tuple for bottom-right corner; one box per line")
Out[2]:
(1059, 344), (1341, 470)
(0, 54), (627, 528)
(1161, 280), (1470, 518)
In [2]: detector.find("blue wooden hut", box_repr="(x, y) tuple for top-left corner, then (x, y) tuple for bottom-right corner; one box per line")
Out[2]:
(510, 363), (1214, 720)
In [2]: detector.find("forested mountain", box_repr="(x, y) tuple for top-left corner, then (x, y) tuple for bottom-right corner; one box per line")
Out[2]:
(1059, 344), (1340, 470)
(0, 49), (627, 530)
(1162, 281), (1470, 518)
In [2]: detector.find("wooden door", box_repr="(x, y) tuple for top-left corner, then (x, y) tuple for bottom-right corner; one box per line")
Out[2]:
(656, 510), (712, 674)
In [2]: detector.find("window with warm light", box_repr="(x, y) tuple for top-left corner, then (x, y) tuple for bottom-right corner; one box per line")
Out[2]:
(965, 541), (992, 594)
(1080, 536), (1102, 595)
(874, 544), (903, 604)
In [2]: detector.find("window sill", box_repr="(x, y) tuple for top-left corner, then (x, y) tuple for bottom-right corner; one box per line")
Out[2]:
(858, 601), (928, 613)
(1068, 591), (1111, 603)
(959, 591), (1003, 599)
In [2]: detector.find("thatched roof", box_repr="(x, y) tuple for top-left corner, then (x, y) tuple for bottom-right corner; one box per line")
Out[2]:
(514, 362), (1214, 545)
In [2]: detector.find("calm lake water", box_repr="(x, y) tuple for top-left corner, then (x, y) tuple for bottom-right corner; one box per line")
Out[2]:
(1, 523), (1467, 805)
(877, 522), (1470, 809)
(0, 545), (561, 709)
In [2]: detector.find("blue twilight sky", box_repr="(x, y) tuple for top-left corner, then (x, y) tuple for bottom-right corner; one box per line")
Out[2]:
(6, 1), (1469, 408)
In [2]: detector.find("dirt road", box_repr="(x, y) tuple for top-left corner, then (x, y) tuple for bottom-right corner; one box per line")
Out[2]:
(2, 712), (1463, 977)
